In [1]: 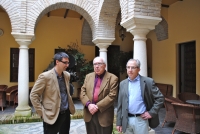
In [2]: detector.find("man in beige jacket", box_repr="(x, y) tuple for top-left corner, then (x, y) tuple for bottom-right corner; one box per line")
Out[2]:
(80, 56), (118, 134)
(30, 52), (75, 134)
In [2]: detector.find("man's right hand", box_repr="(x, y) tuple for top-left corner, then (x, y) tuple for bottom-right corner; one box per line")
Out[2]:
(88, 104), (98, 115)
(116, 126), (122, 133)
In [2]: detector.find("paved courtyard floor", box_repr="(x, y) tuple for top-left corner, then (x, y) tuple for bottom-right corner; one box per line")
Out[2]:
(0, 100), (187, 134)
(0, 99), (86, 134)
(0, 119), (86, 134)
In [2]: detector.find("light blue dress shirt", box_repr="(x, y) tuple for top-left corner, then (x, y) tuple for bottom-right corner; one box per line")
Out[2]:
(128, 75), (146, 114)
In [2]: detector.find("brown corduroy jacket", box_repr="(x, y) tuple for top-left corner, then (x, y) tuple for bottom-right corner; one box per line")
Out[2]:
(80, 72), (118, 127)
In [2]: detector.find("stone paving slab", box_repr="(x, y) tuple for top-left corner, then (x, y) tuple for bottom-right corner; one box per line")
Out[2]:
(0, 100), (84, 125)
(0, 122), (43, 134)
(0, 119), (86, 134)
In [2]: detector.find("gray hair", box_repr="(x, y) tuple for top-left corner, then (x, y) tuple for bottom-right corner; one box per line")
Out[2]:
(126, 59), (141, 68)
(93, 56), (106, 64)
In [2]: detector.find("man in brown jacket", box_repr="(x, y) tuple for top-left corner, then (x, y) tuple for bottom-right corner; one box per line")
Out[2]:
(80, 56), (118, 134)
(30, 52), (75, 134)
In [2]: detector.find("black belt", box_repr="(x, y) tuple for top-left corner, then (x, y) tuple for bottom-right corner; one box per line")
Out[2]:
(60, 109), (69, 114)
(128, 113), (141, 117)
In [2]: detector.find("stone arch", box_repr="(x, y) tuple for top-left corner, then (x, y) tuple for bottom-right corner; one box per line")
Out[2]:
(0, 1), (21, 33)
(96, 0), (120, 38)
(81, 20), (95, 46)
(155, 16), (168, 41)
(116, 11), (121, 26)
(119, 0), (128, 23)
(119, 0), (162, 23)
(27, 0), (97, 38)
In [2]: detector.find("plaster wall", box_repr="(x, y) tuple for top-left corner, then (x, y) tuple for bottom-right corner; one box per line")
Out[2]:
(147, 0), (200, 96)
(0, 12), (19, 86)
(31, 16), (96, 86)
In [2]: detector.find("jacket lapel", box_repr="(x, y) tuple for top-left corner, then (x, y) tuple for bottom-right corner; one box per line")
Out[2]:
(140, 75), (145, 98)
(98, 72), (109, 95)
(124, 79), (129, 98)
(91, 73), (95, 91)
(51, 68), (61, 98)
(88, 72), (96, 97)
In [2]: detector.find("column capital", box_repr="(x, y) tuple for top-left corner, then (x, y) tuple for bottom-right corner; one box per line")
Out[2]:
(11, 32), (35, 48)
(93, 37), (115, 52)
(121, 15), (161, 41)
(93, 37), (115, 45)
(121, 15), (162, 32)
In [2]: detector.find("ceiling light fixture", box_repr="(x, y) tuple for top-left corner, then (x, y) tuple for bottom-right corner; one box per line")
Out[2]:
(119, 24), (126, 41)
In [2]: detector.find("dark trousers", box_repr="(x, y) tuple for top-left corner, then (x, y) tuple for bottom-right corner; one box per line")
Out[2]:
(43, 109), (70, 134)
(85, 113), (113, 134)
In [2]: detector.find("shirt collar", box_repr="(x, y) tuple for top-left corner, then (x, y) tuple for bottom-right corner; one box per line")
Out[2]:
(128, 75), (140, 82)
(54, 68), (63, 78)
(95, 70), (106, 79)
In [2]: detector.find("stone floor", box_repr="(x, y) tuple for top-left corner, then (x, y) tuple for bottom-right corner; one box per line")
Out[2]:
(0, 100), (187, 134)
(0, 119), (86, 134)
(154, 108), (186, 134)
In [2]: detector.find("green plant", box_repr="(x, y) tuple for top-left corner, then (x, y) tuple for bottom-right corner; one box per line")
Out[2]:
(78, 60), (93, 85)
(57, 41), (93, 86)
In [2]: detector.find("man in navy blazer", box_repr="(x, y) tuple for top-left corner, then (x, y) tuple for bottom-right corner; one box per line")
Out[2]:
(116, 59), (164, 134)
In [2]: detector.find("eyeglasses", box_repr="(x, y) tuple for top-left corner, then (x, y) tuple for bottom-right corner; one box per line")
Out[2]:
(126, 66), (138, 70)
(59, 60), (70, 65)
(93, 62), (104, 66)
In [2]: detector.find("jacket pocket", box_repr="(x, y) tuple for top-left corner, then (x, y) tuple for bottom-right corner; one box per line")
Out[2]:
(43, 103), (52, 110)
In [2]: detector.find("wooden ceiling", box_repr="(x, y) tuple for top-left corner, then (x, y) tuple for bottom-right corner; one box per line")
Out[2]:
(46, 9), (82, 19)
(162, 0), (182, 7)
(0, 8), (4, 12)
(0, 0), (182, 18)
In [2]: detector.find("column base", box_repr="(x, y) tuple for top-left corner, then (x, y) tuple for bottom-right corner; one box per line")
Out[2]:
(15, 105), (32, 117)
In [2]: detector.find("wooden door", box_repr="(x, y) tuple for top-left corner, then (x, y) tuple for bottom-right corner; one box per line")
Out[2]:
(179, 41), (196, 93)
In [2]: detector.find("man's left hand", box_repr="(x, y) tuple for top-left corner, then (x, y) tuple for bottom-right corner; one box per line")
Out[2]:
(88, 104), (98, 115)
(141, 111), (152, 120)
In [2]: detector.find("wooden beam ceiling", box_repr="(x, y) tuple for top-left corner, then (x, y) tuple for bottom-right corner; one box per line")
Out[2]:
(47, 12), (50, 17)
(64, 9), (69, 18)
(80, 15), (83, 20)
(161, 4), (169, 8)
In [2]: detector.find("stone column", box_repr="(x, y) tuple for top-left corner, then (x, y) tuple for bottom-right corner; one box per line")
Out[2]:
(121, 16), (161, 76)
(93, 38), (115, 71)
(12, 33), (34, 117)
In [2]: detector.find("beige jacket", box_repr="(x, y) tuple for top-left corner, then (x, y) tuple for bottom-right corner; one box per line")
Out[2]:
(30, 68), (75, 125)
